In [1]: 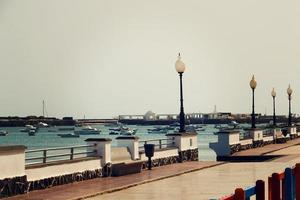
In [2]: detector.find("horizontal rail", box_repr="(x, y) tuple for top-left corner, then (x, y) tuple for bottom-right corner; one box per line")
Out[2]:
(25, 144), (97, 165)
(26, 151), (96, 162)
(25, 144), (95, 153)
(139, 138), (172, 143)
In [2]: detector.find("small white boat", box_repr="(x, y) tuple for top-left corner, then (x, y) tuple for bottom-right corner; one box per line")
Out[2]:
(21, 125), (38, 133)
(0, 130), (8, 136)
(37, 122), (49, 128)
(28, 129), (36, 136)
(228, 121), (239, 128)
(74, 125), (100, 135)
(120, 128), (137, 135)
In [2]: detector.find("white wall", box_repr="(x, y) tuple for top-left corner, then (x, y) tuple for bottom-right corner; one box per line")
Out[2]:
(263, 136), (274, 142)
(250, 130), (263, 141)
(26, 159), (101, 181)
(288, 127), (297, 135)
(0, 147), (26, 179)
(168, 134), (198, 151)
(228, 132), (240, 145)
(140, 148), (179, 161)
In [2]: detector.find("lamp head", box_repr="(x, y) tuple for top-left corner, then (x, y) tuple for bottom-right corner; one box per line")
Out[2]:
(287, 84), (293, 96)
(249, 75), (257, 90)
(175, 53), (186, 73)
(271, 88), (276, 98)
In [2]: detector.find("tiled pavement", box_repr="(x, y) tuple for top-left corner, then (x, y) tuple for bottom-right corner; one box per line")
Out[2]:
(5, 161), (222, 200)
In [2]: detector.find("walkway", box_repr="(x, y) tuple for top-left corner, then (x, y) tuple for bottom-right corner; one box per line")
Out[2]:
(87, 146), (300, 200)
(233, 137), (300, 156)
(5, 161), (221, 200)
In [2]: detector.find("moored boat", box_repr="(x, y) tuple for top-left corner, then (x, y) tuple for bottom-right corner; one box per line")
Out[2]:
(28, 129), (36, 136)
(0, 130), (8, 136)
(74, 125), (100, 135)
(57, 133), (80, 138)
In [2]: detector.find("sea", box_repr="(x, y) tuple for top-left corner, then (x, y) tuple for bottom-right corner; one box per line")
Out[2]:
(0, 124), (220, 161)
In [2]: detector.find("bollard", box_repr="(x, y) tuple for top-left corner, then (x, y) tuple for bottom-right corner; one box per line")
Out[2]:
(284, 168), (293, 200)
(256, 180), (265, 200)
(295, 163), (300, 200)
(271, 173), (281, 200)
(144, 144), (155, 170)
(234, 188), (245, 200)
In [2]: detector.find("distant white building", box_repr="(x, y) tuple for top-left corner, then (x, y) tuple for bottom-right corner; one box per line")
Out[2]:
(143, 110), (156, 120)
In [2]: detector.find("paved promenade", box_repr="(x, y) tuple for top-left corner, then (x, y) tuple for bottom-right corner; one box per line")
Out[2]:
(6, 138), (300, 200)
(233, 137), (300, 156)
(88, 146), (300, 200)
(6, 161), (221, 200)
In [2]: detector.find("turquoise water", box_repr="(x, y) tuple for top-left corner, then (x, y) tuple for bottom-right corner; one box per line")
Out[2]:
(0, 124), (218, 161)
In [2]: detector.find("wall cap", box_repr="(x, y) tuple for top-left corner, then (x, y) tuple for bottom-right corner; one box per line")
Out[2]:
(166, 132), (197, 137)
(85, 138), (112, 142)
(216, 129), (240, 134)
(0, 145), (27, 152)
(115, 136), (139, 140)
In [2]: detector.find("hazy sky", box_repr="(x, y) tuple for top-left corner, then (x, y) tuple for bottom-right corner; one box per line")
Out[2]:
(0, 0), (300, 119)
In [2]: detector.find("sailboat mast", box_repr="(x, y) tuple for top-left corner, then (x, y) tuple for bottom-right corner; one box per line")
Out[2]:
(42, 100), (45, 117)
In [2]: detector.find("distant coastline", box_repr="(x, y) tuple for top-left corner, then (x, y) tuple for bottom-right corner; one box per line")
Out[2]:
(0, 115), (299, 127)
(0, 116), (75, 127)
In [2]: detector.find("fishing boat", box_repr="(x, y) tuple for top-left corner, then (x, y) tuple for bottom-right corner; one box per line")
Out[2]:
(109, 131), (119, 135)
(21, 125), (38, 133)
(58, 127), (75, 131)
(28, 129), (36, 136)
(0, 130), (8, 136)
(57, 133), (80, 138)
(74, 125), (101, 135)
(120, 128), (137, 135)
(37, 122), (49, 128)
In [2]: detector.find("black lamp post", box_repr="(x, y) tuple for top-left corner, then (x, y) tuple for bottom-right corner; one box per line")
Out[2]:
(287, 84), (293, 126)
(249, 75), (257, 129)
(271, 88), (276, 127)
(175, 53), (186, 133)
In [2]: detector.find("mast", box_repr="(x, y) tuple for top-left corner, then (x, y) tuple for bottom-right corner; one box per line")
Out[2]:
(42, 100), (45, 117)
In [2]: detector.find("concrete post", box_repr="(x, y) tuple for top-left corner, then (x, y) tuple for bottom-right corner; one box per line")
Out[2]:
(115, 136), (140, 160)
(209, 129), (240, 157)
(166, 132), (198, 162)
(166, 132), (197, 151)
(249, 128), (263, 141)
(0, 145), (27, 179)
(85, 138), (112, 166)
(288, 126), (297, 139)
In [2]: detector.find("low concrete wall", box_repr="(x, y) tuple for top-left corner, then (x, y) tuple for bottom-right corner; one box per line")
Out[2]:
(0, 145), (26, 179)
(140, 148), (178, 161)
(26, 158), (101, 181)
(263, 136), (274, 142)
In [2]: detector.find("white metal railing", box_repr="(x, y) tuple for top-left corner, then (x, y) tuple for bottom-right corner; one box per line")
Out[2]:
(25, 144), (96, 165)
(138, 138), (175, 151)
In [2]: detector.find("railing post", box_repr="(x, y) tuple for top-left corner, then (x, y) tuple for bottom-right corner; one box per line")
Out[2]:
(234, 188), (245, 200)
(284, 168), (293, 200)
(295, 163), (300, 200)
(43, 150), (47, 163)
(70, 147), (74, 160)
(271, 173), (281, 200)
(159, 140), (162, 149)
(256, 180), (265, 200)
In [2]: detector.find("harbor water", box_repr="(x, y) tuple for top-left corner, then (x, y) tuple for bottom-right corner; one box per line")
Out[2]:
(0, 124), (219, 161)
